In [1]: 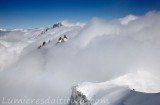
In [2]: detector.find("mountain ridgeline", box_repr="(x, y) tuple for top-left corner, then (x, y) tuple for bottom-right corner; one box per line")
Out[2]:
(37, 22), (68, 49)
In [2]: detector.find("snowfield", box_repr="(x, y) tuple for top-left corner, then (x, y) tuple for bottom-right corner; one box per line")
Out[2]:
(0, 11), (160, 105)
(75, 71), (160, 105)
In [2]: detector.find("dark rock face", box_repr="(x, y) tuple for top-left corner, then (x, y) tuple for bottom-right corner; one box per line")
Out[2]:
(68, 86), (91, 105)
(53, 22), (63, 28)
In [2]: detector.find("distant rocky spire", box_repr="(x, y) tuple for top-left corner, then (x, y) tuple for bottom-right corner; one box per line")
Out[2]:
(53, 22), (63, 28)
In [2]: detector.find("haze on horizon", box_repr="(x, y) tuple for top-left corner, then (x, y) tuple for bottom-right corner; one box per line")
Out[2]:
(0, 0), (160, 29)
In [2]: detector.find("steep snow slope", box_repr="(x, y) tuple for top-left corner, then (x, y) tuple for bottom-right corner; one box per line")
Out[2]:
(71, 71), (160, 105)
(70, 86), (160, 105)
(77, 71), (160, 96)
(77, 71), (160, 98)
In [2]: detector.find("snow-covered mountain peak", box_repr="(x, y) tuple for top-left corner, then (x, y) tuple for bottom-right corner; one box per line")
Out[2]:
(76, 71), (160, 102)
(110, 71), (160, 93)
(71, 71), (160, 105)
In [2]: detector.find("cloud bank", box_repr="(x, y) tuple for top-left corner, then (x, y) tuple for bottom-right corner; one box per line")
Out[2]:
(0, 11), (160, 105)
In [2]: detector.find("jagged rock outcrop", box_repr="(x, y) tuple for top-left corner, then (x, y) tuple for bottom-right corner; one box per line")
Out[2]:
(36, 22), (63, 38)
(39, 27), (50, 35)
(68, 86), (91, 105)
(53, 22), (63, 28)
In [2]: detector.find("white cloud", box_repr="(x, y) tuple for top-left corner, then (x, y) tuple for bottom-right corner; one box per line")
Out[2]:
(119, 14), (139, 25)
(61, 20), (86, 27)
(0, 28), (7, 31)
(0, 11), (160, 105)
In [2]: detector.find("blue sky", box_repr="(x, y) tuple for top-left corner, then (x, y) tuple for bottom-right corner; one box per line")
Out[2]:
(0, 0), (160, 29)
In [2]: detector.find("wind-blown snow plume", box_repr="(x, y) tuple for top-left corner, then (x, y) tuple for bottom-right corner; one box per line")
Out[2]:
(0, 11), (160, 105)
